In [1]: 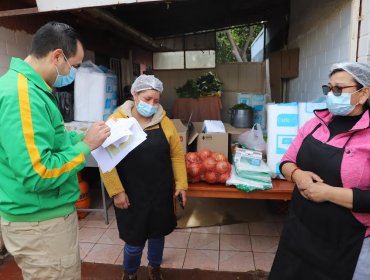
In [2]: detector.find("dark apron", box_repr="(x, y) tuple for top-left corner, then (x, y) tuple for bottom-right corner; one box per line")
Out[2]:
(269, 124), (365, 280)
(114, 123), (177, 246)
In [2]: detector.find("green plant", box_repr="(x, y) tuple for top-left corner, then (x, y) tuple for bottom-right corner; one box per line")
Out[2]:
(231, 103), (253, 110)
(176, 72), (223, 99)
(175, 79), (200, 99)
(196, 72), (222, 96)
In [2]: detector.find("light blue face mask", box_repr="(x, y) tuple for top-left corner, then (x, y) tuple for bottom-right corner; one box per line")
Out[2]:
(137, 100), (158, 117)
(53, 53), (77, 88)
(326, 91), (356, 116)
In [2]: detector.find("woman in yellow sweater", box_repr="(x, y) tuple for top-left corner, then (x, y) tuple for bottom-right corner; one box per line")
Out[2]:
(100, 75), (188, 280)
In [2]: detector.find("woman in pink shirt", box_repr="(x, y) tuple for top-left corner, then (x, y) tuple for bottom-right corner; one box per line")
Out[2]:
(269, 62), (370, 280)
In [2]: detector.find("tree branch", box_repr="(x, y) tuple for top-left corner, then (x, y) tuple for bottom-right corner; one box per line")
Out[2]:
(226, 29), (243, 62)
(242, 26), (255, 62)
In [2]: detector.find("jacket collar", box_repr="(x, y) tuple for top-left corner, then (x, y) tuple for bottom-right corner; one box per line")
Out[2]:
(314, 108), (370, 130)
(9, 57), (52, 94)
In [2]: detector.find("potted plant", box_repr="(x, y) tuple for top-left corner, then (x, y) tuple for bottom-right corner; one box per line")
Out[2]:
(175, 72), (223, 99)
(196, 72), (222, 97)
(175, 79), (200, 99)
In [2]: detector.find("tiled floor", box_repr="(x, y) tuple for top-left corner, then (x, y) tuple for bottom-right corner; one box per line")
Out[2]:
(79, 202), (286, 273)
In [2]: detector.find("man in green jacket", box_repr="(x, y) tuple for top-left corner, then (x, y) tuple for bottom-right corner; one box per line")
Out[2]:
(0, 22), (110, 279)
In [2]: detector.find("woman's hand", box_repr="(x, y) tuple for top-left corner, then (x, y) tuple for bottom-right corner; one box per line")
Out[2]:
(294, 170), (323, 191)
(293, 170), (324, 200)
(113, 192), (130, 209)
(303, 181), (330, 203)
(174, 189), (187, 207)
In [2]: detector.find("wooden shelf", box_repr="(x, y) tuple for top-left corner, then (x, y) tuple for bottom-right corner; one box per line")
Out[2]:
(187, 179), (294, 201)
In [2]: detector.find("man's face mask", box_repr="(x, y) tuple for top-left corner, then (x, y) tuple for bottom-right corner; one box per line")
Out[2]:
(136, 100), (158, 117)
(53, 52), (77, 88)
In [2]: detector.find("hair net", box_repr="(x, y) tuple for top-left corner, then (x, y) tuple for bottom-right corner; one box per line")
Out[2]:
(330, 62), (370, 87)
(130, 74), (163, 95)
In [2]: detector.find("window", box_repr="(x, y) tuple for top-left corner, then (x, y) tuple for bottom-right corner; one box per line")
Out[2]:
(153, 51), (184, 70)
(153, 50), (215, 70)
(185, 50), (215, 69)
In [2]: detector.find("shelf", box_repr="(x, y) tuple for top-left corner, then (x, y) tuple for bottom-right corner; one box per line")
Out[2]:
(187, 179), (294, 201)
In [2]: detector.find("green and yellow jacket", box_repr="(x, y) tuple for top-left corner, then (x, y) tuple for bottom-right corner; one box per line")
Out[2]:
(0, 57), (90, 222)
(101, 101), (188, 197)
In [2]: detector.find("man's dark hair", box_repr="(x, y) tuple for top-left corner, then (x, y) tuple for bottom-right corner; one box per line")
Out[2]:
(30, 21), (81, 59)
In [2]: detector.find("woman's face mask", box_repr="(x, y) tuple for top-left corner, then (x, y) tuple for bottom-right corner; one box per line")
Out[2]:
(136, 100), (158, 117)
(53, 53), (77, 88)
(326, 89), (361, 116)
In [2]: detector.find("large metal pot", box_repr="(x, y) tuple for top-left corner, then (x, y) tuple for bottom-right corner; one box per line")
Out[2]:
(229, 108), (253, 128)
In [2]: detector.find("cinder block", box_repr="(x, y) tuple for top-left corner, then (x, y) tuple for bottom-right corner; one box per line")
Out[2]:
(362, 0), (370, 18)
(339, 44), (350, 60)
(325, 47), (341, 64)
(357, 34), (370, 58)
(359, 15), (370, 37)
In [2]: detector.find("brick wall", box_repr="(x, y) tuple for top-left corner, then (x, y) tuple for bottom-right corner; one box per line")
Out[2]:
(286, 0), (352, 102)
(358, 0), (370, 63)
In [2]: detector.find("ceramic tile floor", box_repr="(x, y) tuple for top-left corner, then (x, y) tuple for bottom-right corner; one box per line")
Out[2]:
(78, 204), (286, 273)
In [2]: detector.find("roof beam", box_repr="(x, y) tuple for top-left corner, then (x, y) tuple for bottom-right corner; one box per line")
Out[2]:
(0, 7), (39, 18)
(85, 8), (163, 51)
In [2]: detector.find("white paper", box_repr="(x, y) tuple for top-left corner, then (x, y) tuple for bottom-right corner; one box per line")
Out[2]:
(101, 118), (133, 148)
(91, 117), (147, 173)
(202, 120), (226, 133)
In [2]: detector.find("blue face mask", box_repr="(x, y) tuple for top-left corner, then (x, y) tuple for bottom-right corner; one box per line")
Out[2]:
(53, 53), (77, 88)
(137, 100), (158, 117)
(326, 92), (356, 116)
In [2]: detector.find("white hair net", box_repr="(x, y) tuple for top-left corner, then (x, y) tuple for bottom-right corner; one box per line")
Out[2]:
(130, 74), (163, 95)
(330, 62), (370, 87)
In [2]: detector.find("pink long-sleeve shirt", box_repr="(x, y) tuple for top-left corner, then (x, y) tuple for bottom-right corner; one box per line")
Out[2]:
(281, 109), (370, 236)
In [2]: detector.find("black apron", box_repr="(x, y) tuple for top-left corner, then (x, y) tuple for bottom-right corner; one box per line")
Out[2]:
(114, 123), (177, 246)
(269, 124), (365, 280)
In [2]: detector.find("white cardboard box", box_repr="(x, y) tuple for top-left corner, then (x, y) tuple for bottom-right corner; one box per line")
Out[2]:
(298, 102), (326, 128)
(267, 103), (298, 178)
(188, 121), (229, 157)
(74, 67), (117, 122)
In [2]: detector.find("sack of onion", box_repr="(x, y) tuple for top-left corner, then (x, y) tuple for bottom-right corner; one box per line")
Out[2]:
(185, 149), (231, 184)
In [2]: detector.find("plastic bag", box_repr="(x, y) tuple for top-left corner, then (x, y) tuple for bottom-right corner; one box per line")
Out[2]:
(54, 86), (74, 122)
(237, 123), (266, 153)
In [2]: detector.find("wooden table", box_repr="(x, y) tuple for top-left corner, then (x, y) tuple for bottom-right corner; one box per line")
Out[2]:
(187, 179), (294, 201)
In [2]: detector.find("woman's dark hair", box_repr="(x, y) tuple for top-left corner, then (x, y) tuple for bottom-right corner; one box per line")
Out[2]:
(30, 21), (81, 59)
(329, 68), (363, 90)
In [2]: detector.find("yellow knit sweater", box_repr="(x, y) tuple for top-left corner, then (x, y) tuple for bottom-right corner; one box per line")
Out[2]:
(100, 102), (188, 197)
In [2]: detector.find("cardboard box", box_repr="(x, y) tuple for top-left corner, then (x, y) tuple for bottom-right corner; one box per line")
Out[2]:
(188, 121), (229, 157)
(171, 119), (188, 153)
(298, 102), (326, 128)
(187, 121), (248, 158)
(266, 103), (298, 178)
(74, 64), (118, 122)
(223, 123), (248, 143)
